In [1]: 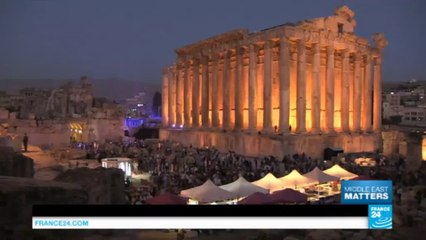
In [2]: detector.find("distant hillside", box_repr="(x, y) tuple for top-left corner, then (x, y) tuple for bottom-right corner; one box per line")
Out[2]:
(382, 81), (401, 91)
(383, 80), (426, 91)
(0, 78), (161, 101)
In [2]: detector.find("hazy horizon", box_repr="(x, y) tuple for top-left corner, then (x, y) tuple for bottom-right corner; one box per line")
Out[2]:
(0, 77), (161, 101)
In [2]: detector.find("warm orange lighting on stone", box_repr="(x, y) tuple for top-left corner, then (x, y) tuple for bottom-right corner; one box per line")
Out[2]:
(162, 5), (386, 141)
(320, 57), (327, 132)
(306, 61), (313, 132)
(334, 112), (341, 131)
(290, 50), (297, 132)
(422, 136), (426, 161)
(257, 109), (264, 130)
(306, 109), (312, 132)
(243, 109), (249, 129)
(334, 64), (342, 131)
(290, 109), (296, 133)
(208, 110), (212, 127)
(271, 108), (279, 129)
(230, 110), (235, 128)
(349, 65), (354, 131)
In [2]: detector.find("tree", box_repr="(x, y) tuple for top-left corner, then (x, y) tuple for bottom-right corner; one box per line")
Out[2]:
(152, 91), (161, 117)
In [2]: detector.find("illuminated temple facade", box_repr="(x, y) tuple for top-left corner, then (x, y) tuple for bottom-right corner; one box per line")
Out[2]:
(161, 6), (388, 158)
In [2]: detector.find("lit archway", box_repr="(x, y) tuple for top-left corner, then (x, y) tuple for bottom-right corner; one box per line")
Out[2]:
(69, 123), (83, 142)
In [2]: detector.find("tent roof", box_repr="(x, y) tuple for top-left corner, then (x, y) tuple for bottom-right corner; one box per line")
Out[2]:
(220, 177), (268, 197)
(251, 173), (283, 192)
(145, 192), (187, 205)
(278, 170), (318, 190)
(323, 164), (358, 180)
(303, 167), (340, 184)
(238, 192), (270, 205)
(268, 188), (308, 204)
(180, 180), (238, 203)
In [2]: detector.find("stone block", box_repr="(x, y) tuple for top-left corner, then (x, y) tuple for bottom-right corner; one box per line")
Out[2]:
(0, 108), (8, 119)
(0, 176), (87, 226)
(382, 130), (404, 157)
(0, 146), (34, 177)
(55, 167), (125, 204)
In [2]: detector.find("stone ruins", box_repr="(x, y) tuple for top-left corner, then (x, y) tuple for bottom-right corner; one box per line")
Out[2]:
(161, 6), (388, 158)
(0, 76), (125, 148)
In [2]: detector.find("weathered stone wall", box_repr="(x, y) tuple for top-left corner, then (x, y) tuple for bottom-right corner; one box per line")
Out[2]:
(3, 118), (124, 148)
(381, 130), (423, 169)
(382, 130), (405, 157)
(6, 119), (70, 147)
(402, 133), (423, 169)
(0, 135), (21, 151)
(0, 146), (34, 178)
(160, 129), (380, 159)
(0, 108), (8, 119)
(20, 132), (70, 147)
(55, 167), (125, 204)
(0, 176), (87, 238)
(87, 118), (124, 143)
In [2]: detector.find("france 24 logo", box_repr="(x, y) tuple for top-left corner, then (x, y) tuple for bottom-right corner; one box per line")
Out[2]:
(368, 205), (392, 229)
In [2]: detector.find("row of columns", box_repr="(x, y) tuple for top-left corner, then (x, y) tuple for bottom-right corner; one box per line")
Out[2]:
(163, 38), (383, 134)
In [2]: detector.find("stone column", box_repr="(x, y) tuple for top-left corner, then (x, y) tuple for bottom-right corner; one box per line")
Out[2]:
(279, 37), (290, 134)
(183, 60), (191, 127)
(290, 51), (297, 132)
(364, 54), (372, 132)
(162, 69), (169, 127)
(353, 52), (362, 132)
(211, 53), (220, 128)
(223, 50), (231, 130)
(235, 47), (244, 130)
(168, 66), (176, 127)
(176, 65), (183, 127)
(373, 57), (382, 132)
(311, 43), (321, 133)
(201, 55), (209, 128)
(248, 44), (257, 132)
(192, 59), (200, 128)
(325, 45), (335, 133)
(263, 40), (273, 133)
(296, 39), (306, 133)
(341, 49), (350, 132)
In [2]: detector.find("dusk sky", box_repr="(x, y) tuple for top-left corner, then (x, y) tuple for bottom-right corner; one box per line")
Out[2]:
(1, 0), (425, 87)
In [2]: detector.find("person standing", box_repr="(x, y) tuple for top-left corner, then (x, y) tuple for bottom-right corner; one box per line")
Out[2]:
(23, 133), (29, 152)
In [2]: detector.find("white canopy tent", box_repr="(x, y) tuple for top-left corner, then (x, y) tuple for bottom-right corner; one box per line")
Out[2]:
(252, 173), (283, 192)
(220, 177), (268, 198)
(180, 180), (238, 203)
(323, 164), (358, 180)
(303, 167), (340, 184)
(278, 170), (317, 190)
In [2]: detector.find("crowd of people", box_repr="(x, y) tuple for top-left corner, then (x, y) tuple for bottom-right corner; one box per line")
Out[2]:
(79, 137), (425, 206)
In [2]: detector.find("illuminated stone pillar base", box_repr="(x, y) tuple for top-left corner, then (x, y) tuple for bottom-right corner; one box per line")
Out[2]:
(160, 128), (381, 159)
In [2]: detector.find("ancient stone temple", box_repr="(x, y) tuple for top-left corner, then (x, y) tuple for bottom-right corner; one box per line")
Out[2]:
(161, 6), (388, 158)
